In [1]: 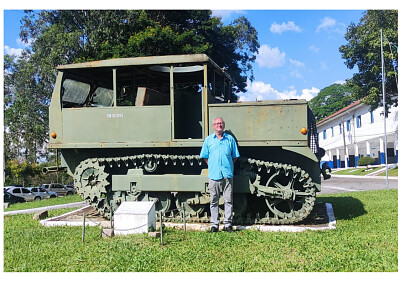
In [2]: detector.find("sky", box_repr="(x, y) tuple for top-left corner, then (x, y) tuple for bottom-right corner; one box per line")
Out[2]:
(213, 10), (365, 102)
(0, 7), (387, 103)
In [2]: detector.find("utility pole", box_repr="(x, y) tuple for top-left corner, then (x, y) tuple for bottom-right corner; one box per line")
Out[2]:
(342, 117), (347, 169)
(381, 29), (388, 188)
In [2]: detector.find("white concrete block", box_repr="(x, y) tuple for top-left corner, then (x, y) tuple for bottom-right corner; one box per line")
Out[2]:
(114, 201), (156, 235)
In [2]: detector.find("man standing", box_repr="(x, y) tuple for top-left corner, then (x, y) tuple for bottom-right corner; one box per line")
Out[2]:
(200, 117), (240, 232)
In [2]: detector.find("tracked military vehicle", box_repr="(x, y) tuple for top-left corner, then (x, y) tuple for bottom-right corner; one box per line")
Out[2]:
(47, 54), (323, 225)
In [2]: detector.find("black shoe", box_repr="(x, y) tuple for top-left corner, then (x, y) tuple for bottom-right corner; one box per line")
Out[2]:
(323, 174), (331, 180)
(209, 226), (218, 233)
(224, 226), (233, 233)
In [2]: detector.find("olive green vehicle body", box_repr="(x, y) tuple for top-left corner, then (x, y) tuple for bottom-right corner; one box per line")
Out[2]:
(48, 54), (322, 223)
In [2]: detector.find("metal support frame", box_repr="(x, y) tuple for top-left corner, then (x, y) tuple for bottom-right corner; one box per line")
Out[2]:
(113, 68), (117, 107)
(203, 64), (208, 138)
(170, 65), (175, 139)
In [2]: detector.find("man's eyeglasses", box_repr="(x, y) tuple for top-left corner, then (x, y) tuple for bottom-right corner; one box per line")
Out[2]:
(213, 122), (224, 125)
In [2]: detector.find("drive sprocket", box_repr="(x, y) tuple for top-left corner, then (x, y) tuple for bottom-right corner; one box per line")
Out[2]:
(74, 159), (110, 201)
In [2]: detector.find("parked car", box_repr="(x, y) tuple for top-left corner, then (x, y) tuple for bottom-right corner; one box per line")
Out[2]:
(4, 185), (23, 191)
(4, 191), (26, 204)
(5, 187), (38, 202)
(40, 183), (76, 196)
(27, 187), (58, 200)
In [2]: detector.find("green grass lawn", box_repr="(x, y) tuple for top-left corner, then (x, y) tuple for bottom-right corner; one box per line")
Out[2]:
(4, 194), (83, 211)
(332, 167), (382, 175)
(3, 189), (398, 272)
(379, 167), (398, 177)
(332, 166), (398, 177)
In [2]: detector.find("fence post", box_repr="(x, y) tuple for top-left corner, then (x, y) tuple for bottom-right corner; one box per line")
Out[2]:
(183, 204), (186, 233)
(160, 213), (164, 246)
(110, 209), (113, 230)
(82, 212), (86, 243)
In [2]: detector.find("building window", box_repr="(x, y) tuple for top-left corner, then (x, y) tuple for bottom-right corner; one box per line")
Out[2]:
(370, 111), (374, 123)
(339, 123), (342, 134)
(331, 127), (334, 137)
(356, 115), (362, 128)
(346, 119), (351, 131)
(323, 130), (326, 139)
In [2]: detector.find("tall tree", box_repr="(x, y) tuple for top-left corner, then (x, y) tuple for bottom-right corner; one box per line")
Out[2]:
(4, 10), (259, 164)
(309, 83), (355, 122)
(4, 51), (48, 163)
(20, 10), (259, 95)
(339, 10), (398, 110)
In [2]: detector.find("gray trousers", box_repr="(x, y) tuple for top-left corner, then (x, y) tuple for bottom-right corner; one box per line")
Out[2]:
(209, 178), (233, 228)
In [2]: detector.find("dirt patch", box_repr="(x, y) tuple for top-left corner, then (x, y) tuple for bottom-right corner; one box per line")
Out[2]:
(50, 205), (103, 222)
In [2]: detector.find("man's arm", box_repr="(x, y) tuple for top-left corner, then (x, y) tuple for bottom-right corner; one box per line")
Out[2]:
(203, 158), (208, 165)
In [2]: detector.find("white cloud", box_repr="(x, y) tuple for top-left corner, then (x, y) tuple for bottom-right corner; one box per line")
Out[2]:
(212, 10), (245, 21)
(333, 80), (346, 85)
(288, 59), (305, 78)
(316, 17), (336, 32)
(4, 37), (33, 58)
(256, 44), (286, 68)
(17, 38), (34, 47)
(277, 87), (319, 101)
(309, 45), (320, 53)
(301, 87), (320, 100)
(270, 21), (302, 34)
(238, 80), (319, 102)
(239, 80), (280, 101)
(4, 45), (23, 57)
(290, 70), (303, 79)
(320, 61), (328, 70)
(289, 58), (305, 68)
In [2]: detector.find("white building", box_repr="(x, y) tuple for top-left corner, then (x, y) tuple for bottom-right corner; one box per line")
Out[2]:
(317, 100), (398, 168)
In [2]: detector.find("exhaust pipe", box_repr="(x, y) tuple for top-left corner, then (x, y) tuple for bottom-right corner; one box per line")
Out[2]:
(42, 166), (67, 174)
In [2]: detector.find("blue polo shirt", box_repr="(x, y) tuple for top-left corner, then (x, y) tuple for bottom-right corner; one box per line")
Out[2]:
(200, 132), (240, 180)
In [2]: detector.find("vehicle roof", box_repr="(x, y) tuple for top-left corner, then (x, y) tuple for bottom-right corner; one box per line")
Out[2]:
(57, 54), (231, 80)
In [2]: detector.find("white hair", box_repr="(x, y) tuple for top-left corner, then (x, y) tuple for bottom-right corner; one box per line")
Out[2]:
(213, 117), (225, 124)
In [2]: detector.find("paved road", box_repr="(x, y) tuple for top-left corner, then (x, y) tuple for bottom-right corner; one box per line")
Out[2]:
(319, 175), (398, 194)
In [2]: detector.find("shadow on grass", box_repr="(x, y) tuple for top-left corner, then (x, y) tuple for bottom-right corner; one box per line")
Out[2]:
(317, 196), (367, 221)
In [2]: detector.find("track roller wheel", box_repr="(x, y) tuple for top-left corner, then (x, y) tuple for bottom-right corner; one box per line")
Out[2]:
(137, 192), (172, 215)
(175, 192), (206, 217)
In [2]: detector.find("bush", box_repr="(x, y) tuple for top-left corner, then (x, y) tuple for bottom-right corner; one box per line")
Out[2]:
(358, 156), (375, 167)
(4, 159), (73, 187)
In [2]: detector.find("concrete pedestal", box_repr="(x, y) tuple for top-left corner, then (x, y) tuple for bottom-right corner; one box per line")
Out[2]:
(114, 201), (156, 235)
